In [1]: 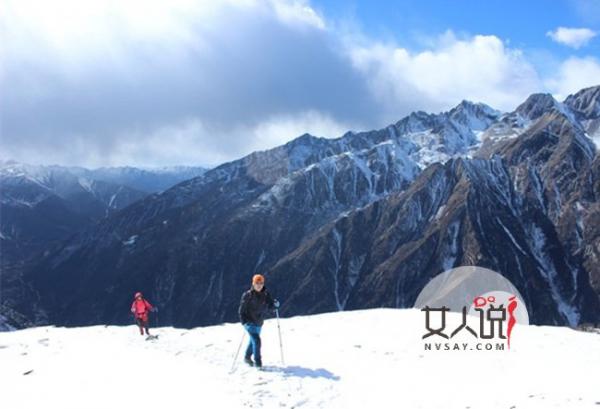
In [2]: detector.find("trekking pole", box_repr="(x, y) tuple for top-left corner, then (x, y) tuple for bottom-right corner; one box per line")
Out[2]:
(229, 329), (246, 373)
(275, 308), (285, 366)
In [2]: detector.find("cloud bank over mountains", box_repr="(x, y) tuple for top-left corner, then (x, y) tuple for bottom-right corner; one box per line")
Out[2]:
(1, 0), (599, 167)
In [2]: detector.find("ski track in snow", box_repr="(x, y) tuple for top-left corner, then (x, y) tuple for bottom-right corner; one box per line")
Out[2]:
(1, 309), (599, 409)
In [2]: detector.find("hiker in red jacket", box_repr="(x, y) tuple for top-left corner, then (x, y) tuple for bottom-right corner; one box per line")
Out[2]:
(130, 292), (156, 336)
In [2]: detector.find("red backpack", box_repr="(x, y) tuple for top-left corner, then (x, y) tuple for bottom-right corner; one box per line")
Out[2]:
(131, 298), (152, 317)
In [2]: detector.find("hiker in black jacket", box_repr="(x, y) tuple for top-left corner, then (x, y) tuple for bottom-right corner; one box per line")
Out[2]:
(238, 274), (279, 367)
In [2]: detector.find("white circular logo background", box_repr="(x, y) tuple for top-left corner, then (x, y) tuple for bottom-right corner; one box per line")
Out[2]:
(414, 266), (529, 326)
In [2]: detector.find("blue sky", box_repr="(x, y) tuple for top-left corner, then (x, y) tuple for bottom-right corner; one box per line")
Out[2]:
(312, 0), (600, 70)
(313, 0), (599, 52)
(1, 0), (599, 168)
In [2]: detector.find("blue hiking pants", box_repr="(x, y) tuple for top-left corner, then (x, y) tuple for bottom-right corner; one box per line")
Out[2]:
(244, 323), (262, 365)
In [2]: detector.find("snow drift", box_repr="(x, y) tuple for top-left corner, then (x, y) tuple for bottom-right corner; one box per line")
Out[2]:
(1, 309), (599, 409)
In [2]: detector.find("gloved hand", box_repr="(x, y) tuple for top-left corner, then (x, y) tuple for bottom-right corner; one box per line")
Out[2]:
(273, 299), (280, 309)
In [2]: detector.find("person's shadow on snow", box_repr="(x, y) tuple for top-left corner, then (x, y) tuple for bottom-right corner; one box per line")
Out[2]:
(266, 365), (340, 380)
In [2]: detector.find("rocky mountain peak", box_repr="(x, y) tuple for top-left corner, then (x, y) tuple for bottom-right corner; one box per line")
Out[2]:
(515, 93), (563, 121)
(564, 85), (600, 120)
(448, 100), (501, 131)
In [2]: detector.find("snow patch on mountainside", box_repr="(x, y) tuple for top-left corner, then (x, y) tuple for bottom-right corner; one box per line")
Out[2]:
(527, 225), (579, 326)
(585, 128), (600, 149)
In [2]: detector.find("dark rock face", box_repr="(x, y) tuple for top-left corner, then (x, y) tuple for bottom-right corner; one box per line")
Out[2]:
(564, 86), (600, 120)
(270, 151), (600, 326)
(6, 86), (600, 329)
(515, 93), (562, 121)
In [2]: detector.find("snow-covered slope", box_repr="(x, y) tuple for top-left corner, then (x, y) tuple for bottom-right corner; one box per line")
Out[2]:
(1, 309), (598, 409)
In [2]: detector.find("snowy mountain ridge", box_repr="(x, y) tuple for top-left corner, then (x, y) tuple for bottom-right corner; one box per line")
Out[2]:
(0, 160), (208, 195)
(155, 98), (502, 215)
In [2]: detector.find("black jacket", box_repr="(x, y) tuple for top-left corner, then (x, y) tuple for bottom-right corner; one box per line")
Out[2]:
(238, 287), (275, 326)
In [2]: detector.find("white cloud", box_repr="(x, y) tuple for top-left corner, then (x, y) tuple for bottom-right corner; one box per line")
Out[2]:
(545, 56), (600, 99)
(249, 111), (351, 151)
(1, 1), (599, 168)
(270, 0), (326, 29)
(349, 31), (542, 115)
(121, 112), (351, 168)
(546, 27), (597, 49)
(0, 112), (352, 168)
(0, 0), (374, 167)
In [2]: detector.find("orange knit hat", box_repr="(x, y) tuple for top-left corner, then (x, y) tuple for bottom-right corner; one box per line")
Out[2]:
(252, 274), (265, 284)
